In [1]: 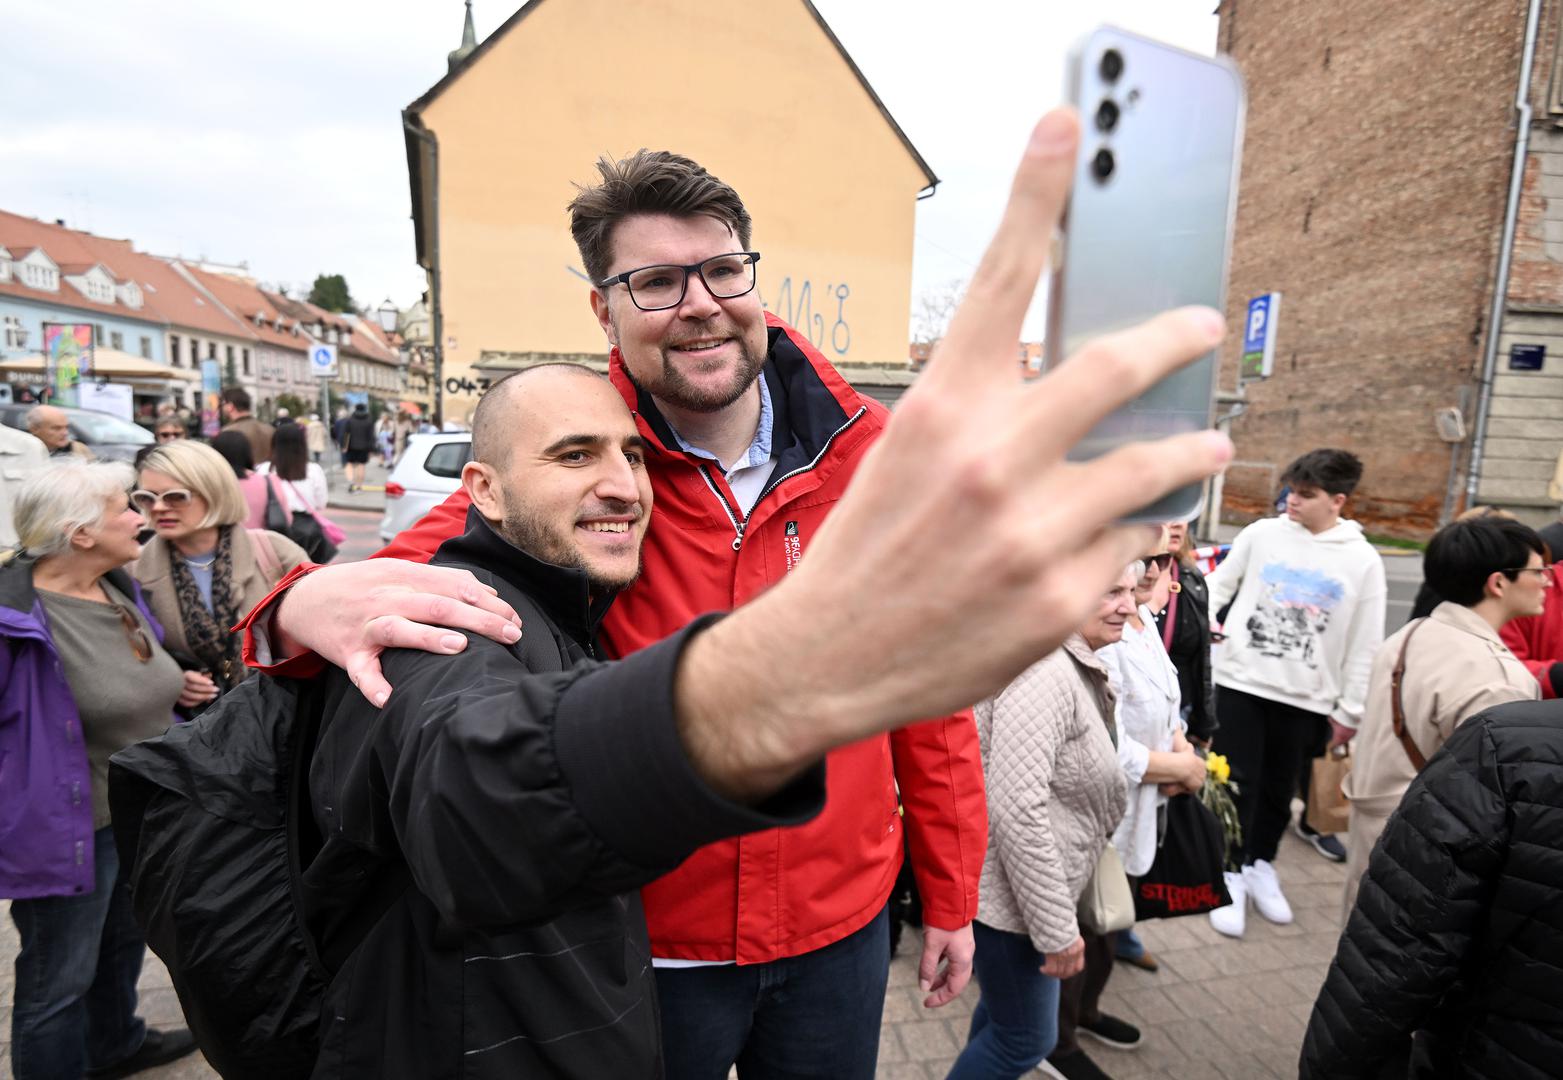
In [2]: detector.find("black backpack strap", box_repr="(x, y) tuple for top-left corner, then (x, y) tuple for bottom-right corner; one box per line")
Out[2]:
(285, 679), (412, 977)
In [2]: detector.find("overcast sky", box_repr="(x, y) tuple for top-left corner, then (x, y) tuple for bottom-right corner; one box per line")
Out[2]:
(1, 1), (1216, 339)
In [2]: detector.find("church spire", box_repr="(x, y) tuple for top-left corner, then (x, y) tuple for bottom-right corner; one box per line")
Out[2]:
(448, 0), (477, 71)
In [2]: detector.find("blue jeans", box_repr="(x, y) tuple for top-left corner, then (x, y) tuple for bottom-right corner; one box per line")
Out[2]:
(654, 906), (889, 1079)
(947, 921), (1060, 1080)
(9, 826), (148, 1080)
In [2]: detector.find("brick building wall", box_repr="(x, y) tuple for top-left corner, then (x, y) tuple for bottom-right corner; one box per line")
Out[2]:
(1214, 0), (1530, 535)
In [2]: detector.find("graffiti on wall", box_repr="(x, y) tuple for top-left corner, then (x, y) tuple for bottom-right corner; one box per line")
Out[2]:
(759, 277), (852, 358)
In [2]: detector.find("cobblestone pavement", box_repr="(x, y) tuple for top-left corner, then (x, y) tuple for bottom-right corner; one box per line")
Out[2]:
(2, 828), (1341, 1079)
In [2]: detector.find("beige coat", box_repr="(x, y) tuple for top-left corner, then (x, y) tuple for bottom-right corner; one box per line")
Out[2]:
(1342, 601), (1537, 914)
(975, 635), (1129, 955)
(131, 527), (308, 674)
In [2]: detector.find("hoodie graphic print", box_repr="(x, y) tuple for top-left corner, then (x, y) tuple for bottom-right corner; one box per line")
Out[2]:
(1207, 516), (1387, 724)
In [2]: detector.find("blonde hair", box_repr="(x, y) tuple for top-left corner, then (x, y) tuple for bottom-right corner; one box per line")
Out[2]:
(15, 460), (135, 557)
(138, 440), (247, 528)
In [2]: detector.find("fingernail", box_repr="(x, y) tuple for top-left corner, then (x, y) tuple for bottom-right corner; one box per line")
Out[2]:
(374, 690), (389, 708)
(503, 624), (521, 642)
(1194, 306), (1226, 338)
(1029, 109), (1075, 155)
(441, 633), (466, 651)
(919, 979), (931, 992)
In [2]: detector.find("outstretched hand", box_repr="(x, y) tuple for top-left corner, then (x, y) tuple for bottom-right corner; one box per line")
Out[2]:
(677, 108), (1234, 798)
(273, 560), (522, 707)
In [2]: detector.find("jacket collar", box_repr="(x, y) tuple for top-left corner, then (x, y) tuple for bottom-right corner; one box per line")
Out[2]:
(433, 507), (612, 647)
(135, 526), (260, 592)
(1429, 600), (1510, 647)
(608, 314), (862, 480)
(1062, 633), (1109, 675)
(0, 555), (137, 626)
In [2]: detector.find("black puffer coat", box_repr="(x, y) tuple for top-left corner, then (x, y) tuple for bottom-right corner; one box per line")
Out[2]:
(1300, 699), (1563, 1079)
(1156, 560), (1215, 742)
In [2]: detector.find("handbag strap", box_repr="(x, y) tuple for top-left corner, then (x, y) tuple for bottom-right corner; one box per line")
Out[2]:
(1390, 618), (1429, 771)
(247, 527), (282, 581)
(1161, 562), (1181, 652)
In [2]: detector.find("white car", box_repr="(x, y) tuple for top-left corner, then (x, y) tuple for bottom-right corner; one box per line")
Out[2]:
(379, 432), (471, 542)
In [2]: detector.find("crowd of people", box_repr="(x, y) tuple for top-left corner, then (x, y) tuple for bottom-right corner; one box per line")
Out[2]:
(2, 110), (1562, 1080)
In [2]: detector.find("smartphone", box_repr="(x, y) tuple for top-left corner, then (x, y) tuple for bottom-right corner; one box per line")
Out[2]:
(1045, 26), (1246, 523)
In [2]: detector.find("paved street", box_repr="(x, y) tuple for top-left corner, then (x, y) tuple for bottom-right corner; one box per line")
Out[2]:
(2, 828), (1342, 1078)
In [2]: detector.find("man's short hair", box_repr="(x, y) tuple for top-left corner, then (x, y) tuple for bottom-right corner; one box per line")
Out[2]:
(470, 364), (607, 468)
(1423, 516), (1548, 606)
(568, 150), (752, 286)
(221, 387), (252, 412)
(24, 405), (54, 433)
(1280, 448), (1363, 497)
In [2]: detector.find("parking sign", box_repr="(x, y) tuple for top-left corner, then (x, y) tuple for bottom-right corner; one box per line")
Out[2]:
(1242, 293), (1281, 381)
(310, 343), (338, 378)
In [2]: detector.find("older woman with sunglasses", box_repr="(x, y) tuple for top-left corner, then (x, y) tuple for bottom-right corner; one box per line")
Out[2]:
(130, 440), (307, 703)
(0, 461), (203, 1079)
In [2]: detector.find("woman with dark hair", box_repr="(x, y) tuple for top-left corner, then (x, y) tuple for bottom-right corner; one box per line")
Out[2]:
(1157, 521), (1216, 746)
(256, 421), (328, 516)
(209, 429), (286, 531)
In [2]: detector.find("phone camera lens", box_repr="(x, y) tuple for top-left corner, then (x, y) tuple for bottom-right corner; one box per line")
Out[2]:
(1091, 148), (1115, 183)
(1099, 49), (1124, 83)
(1095, 99), (1120, 133)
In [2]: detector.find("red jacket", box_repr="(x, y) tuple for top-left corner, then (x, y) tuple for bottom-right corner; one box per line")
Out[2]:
(368, 316), (986, 964)
(1500, 561), (1563, 698)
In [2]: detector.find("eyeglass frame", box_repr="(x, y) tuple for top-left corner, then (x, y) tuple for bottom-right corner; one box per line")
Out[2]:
(113, 603), (154, 663)
(130, 487), (194, 512)
(1501, 565), (1556, 585)
(1144, 553), (1175, 572)
(595, 251), (762, 312)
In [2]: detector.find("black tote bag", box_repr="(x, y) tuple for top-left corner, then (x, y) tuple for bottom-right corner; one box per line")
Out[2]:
(1133, 794), (1232, 920)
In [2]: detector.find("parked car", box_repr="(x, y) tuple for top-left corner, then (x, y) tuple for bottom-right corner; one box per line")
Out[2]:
(380, 432), (471, 542)
(0, 403), (154, 463)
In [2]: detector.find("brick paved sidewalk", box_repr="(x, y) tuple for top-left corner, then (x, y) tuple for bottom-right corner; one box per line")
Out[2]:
(2, 829), (1343, 1079)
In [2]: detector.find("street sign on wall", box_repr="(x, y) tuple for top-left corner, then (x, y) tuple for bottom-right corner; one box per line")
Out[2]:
(1509, 343), (1546, 371)
(1241, 292), (1281, 381)
(310, 343), (338, 378)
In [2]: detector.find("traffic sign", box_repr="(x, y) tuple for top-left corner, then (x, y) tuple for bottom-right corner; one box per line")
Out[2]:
(1241, 292), (1281, 381)
(310, 343), (338, 378)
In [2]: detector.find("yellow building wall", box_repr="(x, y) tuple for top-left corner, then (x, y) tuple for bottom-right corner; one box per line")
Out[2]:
(420, 0), (930, 421)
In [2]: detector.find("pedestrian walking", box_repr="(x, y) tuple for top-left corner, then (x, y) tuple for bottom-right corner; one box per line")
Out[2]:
(1340, 515), (1544, 916)
(342, 404), (374, 492)
(218, 387), (272, 466)
(1, 462), (205, 1079)
(1204, 449), (1386, 938)
(256, 422), (329, 516)
(1499, 508), (1563, 698)
(305, 412), (328, 465)
(948, 568), (1134, 1080)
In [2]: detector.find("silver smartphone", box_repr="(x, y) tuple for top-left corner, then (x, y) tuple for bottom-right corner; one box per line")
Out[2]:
(1045, 26), (1246, 523)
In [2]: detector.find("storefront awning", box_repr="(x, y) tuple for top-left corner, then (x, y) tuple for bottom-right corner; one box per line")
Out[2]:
(0, 348), (201, 383)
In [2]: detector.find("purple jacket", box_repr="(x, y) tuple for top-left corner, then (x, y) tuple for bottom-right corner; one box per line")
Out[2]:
(0, 558), (168, 899)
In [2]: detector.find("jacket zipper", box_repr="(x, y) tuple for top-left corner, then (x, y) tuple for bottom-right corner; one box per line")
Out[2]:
(695, 406), (867, 552)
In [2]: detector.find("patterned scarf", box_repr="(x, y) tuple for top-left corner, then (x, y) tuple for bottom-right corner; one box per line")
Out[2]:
(168, 525), (245, 690)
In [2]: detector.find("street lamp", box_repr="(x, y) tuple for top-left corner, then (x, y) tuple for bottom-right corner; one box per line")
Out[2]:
(375, 299), (399, 336)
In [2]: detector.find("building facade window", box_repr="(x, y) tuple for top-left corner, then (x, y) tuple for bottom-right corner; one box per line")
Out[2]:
(110, 330), (123, 351)
(139, 336), (152, 359)
(84, 276), (114, 304)
(22, 263), (58, 291)
(93, 324), (104, 346)
(242, 347), (251, 376)
(2, 315), (22, 350)
(208, 342), (217, 360)
(170, 334), (181, 366)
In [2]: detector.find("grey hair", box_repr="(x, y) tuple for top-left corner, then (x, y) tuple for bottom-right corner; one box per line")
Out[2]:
(14, 460), (136, 557)
(24, 405), (52, 433)
(1128, 560), (1146, 581)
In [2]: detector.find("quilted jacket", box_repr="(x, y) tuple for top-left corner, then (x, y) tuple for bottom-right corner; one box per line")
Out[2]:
(974, 636), (1128, 954)
(1301, 699), (1563, 1079)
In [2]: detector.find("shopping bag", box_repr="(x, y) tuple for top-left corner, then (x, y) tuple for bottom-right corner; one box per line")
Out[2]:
(1133, 794), (1232, 920)
(1077, 843), (1136, 935)
(1306, 744), (1352, 835)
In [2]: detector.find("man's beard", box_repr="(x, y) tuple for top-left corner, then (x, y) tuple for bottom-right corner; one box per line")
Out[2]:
(621, 316), (767, 413)
(500, 501), (642, 593)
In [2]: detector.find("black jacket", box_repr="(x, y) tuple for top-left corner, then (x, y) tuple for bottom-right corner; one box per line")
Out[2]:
(303, 509), (824, 1078)
(1300, 699), (1563, 1079)
(1156, 560), (1216, 742)
(344, 414), (375, 452)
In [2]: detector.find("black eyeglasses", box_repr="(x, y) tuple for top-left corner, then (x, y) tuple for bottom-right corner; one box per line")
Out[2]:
(114, 603), (153, 663)
(1145, 553), (1174, 572)
(1502, 566), (1556, 585)
(596, 252), (761, 311)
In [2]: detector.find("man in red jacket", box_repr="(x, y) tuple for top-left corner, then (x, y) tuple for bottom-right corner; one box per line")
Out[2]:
(393, 151), (988, 1078)
(1500, 518), (1563, 697)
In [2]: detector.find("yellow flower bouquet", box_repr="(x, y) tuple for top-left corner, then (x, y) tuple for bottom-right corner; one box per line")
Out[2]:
(1198, 751), (1243, 871)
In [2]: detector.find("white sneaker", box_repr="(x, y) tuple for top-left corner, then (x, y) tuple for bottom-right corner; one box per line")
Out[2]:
(1209, 870), (1247, 938)
(1244, 859), (1294, 925)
